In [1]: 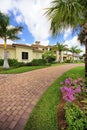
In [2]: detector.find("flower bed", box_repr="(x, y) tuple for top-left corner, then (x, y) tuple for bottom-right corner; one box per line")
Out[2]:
(58, 78), (87, 130)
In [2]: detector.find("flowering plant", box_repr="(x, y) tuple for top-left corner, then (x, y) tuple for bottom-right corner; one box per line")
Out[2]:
(60, 78), (85, 102)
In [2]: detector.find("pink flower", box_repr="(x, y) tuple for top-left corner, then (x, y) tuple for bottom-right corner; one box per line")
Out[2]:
(65, 78), (72, 85)
(86, 89), (87, 92)
(60, 77), (84, 102)
(75, 86), (81, 93)
(60, 86), (75, 102)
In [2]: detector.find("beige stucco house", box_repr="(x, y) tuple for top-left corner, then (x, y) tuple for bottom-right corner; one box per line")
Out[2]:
(0, 43), (43, 63)
(0, 41), (79, 63)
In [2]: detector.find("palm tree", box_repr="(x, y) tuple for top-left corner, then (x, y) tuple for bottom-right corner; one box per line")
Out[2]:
(75, 48), (83, 61)
(0, 12), (23, 68)
(46, 0), (87, 77)
(78, 26), (87, 76)
(56, 43), (68, 62)
(70, 46), (82, 62)
(70, 46), (78, 62)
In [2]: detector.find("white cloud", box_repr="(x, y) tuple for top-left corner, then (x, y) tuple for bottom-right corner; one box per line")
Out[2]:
(63, 27), (73, 40)
(0, 39), (4, 44)
(0, 38), (13, 44)
(22, 38), (26, 42)
(15, 0), (51, 41)
(15, 15), (24, 23)
(64, 35), (85, 55)
(40, 40), (49, 46)
(0, 0), (12, 13)
(0, 0), (52, 44)
(0, 0), (84, 51)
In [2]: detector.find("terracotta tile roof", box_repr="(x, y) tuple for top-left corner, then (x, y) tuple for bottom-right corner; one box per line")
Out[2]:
(12, 43), (32, 48)
(0, 44), (12, 47)
(31, 44), (47, 48)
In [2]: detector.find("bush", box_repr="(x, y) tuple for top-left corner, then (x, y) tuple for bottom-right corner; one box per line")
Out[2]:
(45, 63), (51, 66)
(8, 59), (25, 67)
(65, 103), (87, 130)
(27, 59), (46, 66)
(8, 59), (18, 66)
(47, 56), (56, 63)
(42, 51), (56, 63)
(65, 59), (73, 63)
(0, 59), (3, 66)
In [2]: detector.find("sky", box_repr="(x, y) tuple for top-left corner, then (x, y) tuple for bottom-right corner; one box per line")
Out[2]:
(0, 0), (85, 54)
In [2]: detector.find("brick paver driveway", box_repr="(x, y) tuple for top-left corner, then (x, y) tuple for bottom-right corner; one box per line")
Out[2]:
(0, 64), (84, 130)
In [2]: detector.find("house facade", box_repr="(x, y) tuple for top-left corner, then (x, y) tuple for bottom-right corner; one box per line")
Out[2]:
(0, 43), (43, 63)
(0, 42), (78, 63)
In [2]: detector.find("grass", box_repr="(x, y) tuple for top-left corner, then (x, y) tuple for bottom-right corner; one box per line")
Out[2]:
(0, 63), (67, 74)
(0, 66), (46, 74)
(24, 66), (85, 130)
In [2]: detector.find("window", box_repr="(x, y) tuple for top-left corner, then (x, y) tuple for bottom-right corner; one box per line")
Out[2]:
(22, 52), (28, 59)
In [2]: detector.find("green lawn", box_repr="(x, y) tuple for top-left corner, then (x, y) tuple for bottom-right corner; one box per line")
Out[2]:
(0, 66), (46, 74)
(0, 63), (66, 74)
(24, 66), (85, 130)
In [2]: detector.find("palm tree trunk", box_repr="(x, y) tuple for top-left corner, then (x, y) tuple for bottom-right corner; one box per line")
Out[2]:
(3, 39), (9, 69)
(56, 51), (59, 62)
(85, 40), (87, 77)
(59, 51), (61, 62)
(73, 53), (75, 63)
(61, 51), (63, 62)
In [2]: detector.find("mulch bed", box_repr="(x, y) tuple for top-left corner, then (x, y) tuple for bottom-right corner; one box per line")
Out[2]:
(57, 96), (85, 130)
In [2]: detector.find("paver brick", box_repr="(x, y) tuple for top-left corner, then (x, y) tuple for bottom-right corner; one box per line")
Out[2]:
(9, 121), (17, 129)
(0, 64), (84, 130)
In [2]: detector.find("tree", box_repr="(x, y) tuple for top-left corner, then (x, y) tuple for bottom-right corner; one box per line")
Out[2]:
(69, 46), (78, 62)
(56, 43), (68, 62)
(0, 12), (23, 69)
(70, 46), (82, 62)
(46, 0), (87, 77)
(42, 50), (56, 63)
(78, 25), (87, 76)
(75, 48), (83, 61)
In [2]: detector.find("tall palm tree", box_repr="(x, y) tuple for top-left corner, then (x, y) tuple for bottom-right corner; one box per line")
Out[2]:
(70, 46), (78, 62)
(56, 43), (68, 62)
(70, 46), (82, 62)
(0, 12), (23, 68)
(46, 0), (87, 77)
(75, 48), (83, 61)
(78, 26), (87, 76)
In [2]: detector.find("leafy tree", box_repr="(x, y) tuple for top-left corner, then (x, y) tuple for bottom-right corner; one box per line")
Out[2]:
(0, 12), (23, 68)
(46, 0), (87, 77)
(42, 50), (56, 63)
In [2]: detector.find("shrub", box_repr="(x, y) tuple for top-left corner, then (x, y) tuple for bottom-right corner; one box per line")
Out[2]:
(8, 59), (25, 67)
(8, 59), (18, 66)
(65, 103), (87, 130)
(65, 59), (73, 63)
(28, 59), (46, 66)
(0, 59), (3, 66)
(45, 63), (51, 66)
(42, 51), (56, 63)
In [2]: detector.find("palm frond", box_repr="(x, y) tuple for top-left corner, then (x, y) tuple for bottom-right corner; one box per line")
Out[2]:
(45, 0), (85, 35)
